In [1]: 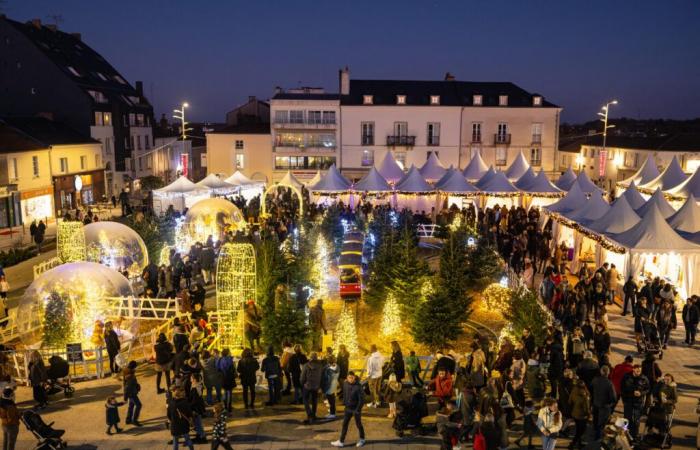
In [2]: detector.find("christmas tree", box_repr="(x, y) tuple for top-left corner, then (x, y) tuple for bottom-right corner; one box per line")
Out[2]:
(389, 226), (430, 321)
(380, 292), (401, 337)
(334, 304), (359, 355)
(466, 238), (504, 290)
(364, 229), (398, 309)
(43, 292), (73, 347)
(262, 296), (309, 351)
(438, 228), (474, 317)
(411, 284), (465, 351)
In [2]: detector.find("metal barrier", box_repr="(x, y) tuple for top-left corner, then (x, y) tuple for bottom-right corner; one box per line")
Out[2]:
(417, 224), (440, 238)
(32, 256), (62, 280)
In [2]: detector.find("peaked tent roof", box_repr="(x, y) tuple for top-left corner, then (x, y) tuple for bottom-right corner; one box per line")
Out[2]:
(665, 167), (700, 199)
(555, 167), (577, 191)
(525, 169), (563, 195)
(462, 152), (489, 181)
(278, 171), (303, 189)
(618, 155), (660, 187)
(196, 173), (237, 190)
(305, 171), (322, 186)
(611, 204), (700, 252)
(418, 152), (447, 182)
(310, 164), (352, 192)
(155, 175), (210, 195)
(395, 165), (434, 193)
(435, 166), (456, 188)
(353, 167), (392, 192)
(225, 170), (255, 186)
(504, 151), (531, 181)
(376, 152), (405, 184)
(620, 181), (647, 210)
(436, 170), (478, 194)
(575, 170), (600, 194)
(565, 189), (610, 223)
(475, 166), (497, 189)
(635, 188), (677, 219)
(589, 195), (640, 234)
(480, 171), (520, 194)
(514, 167), (537, 190)
(545, 181), (587, 214)
(640, 155), (687, 192)
(667, 194), (700, 233)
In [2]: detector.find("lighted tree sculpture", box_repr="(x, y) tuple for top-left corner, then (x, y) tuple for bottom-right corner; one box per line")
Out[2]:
(380, 292), (401, 337)
(334, 304), (359, 355)
(313, 233), (330, 299)
(216, 243), (256, 350)
(57, 220), (86, 263)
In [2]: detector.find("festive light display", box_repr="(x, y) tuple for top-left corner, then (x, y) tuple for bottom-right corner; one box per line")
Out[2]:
(482, 283), (511, 312)
(334, 304), (359, 355)
(380, 292), (401, 337)
(56, 220), (86, 263)
(547, 211), (627, 253)
(261, 183), (304, 217)
(420, 279), (434, 300)
(216, 243), (256, 350)
(178, 198), (247, 252)
(313, 233), (331, 299)
(159, 246), (172, 266)
(84, 221), (148, 277)
(449, 214), (462, 231)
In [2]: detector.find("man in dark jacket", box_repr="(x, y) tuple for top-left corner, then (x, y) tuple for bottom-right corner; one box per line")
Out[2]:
(301, 352), (325, 424)
(168, 388), (194, 450)
(591, 365), (616, 441)
(546, 338), (565, 399)
(331, 371), (366, 448)
(104, 321), (121, 375)
(261, 346), (281, 406)
(622, 276), (637, 316)
(621, 365), (650, 441)
(682, 297), (699, 345)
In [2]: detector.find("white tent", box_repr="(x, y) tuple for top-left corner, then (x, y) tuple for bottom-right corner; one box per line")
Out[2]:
(565, 189), (610, 224)
(376, 152), (405, 184)
(665, 167), (700, 200)
(195, 173), (238, 195)
(480, 171), (520, 194)
(436, 169), (478, 194)
(555, 167), (577, 191)
(504, 151), (531, 181)
(514, 167), (537, 190)
(575, 170), (600, 194)
(462, 152), (489, 181)
(545, 181), (587, 214)
(153, 175), (211, 213)
(310, 164), (351, 192)
(589, 195), (640, 234)
(225, 171), (254, 186)
(635, 188), (676, 219)
(435, 165), (456, 188)
(396, 165), (433, 193)
(395, 165), (435, 211)
(353, 167), (392, 192)
(668, 194), (700, 233)
(525, 169), (562, 195)
(305, 171), (322, 187)
(619, 181), (646, 210)
(618, 155), (660, 187)
(639, 155), (687, 193)
(278, 170), (304, 190)
(419, 152), (447, 183)
(225, 170), (265, 201)
(475, 166), (497, 189)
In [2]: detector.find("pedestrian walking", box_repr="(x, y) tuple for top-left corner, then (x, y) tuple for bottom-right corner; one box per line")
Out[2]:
(123, 361), (142, 426)
(591, 365), (616, 441)
(104, 395), (124, 435)
(104, 321), (120, 376)
(0, 388), (19, 450)
(621, 364), (650, 442)
(237, 348), (259, 410)
(322, 355), (340, 419)
(331, 371), (366, 448)
(262, 346), (282, 406)
(301, 352), (324, 424)
(210, 403), (233, 450)
(536, 398), (562, 450)
(168, 387), (194, 450)
(364, 345), (383, 408)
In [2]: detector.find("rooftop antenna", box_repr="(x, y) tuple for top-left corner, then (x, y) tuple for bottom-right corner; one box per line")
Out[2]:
(46, 13), (64, 27)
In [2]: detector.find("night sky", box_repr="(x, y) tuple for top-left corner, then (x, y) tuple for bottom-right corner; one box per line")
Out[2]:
(5, 0), (700, 123)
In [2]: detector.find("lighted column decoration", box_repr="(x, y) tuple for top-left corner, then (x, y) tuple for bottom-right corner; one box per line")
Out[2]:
(334, 303), (359, 355)
(380, 292), (401, 337)
(57, 220), (86, 263)
(216, 242), (256, 350)
(314, 234), (330, 299)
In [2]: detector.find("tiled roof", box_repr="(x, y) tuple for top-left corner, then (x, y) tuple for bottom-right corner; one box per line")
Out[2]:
(0, 117), (98, 152)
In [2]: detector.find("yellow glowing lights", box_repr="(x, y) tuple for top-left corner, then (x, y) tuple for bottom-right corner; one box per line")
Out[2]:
(216, 243), (257, 350)
(380, 292), (401, 337)
(334, 304), (359, 355)
(57, 220), (86, 263)
(482, 283), (511, 312)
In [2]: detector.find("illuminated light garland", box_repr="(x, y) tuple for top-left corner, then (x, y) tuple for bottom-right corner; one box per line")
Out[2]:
(449, 214), (462, 231)
(420, 279), (434, 301)
(380, 292), (401, 337)
(482, 283), (511, 312)
(216, 243), (257, 350)
(546, 211), (627, 254)
(334, 304), (359, 355)
(57, 220), (86, 263)
(313, 233), (331, 299)
(159, 246), (172, 266)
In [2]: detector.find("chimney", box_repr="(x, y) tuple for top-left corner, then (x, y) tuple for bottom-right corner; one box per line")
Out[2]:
(339, 66), (350, 95)
(70, 32), (82, 41)
(31, 19), (42, 28)
(444, 72), (455, 81)
(274, 86), (283, 95)
(135, 81), (143, 96)
(248, 95), (256, 103)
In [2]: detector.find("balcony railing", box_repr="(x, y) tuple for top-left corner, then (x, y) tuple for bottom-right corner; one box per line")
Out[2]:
(387, 135), (416, 146)
(532, 134), (542, 144)
(494, 133), (511, 145)
(273, 119), (336, 128)
(274, 141), (337, 151)
(361, 135), (374, 145)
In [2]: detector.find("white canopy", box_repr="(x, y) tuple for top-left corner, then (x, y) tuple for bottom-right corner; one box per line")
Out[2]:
(565, 189), (610, 223)
(305, 171), (322, 187)
(462, 152), (489, 181)
(479, 171), (520, 194)
(545, 181), (587, 214)
(665, 167), (700, 199)
(640, 155), (687, 193)
(353, 167), (392, 192)
(376, 152), (405, 184)
(155, 175), (210, 195)
(668, 194), (700, 233)
(514, 167), (537, 190)
(619, 181), (646, 210)
(419, 152), (447, 182)
(575, 170), (600, 194)
(435, 165), (456, 188)
(436, 169), (478, 194)
(310, 164), (352, 192)
(525, 169), (563, 195)
(196, 173), (237, 193)
(555, 167), (577, 191)
(635, 188), (676, 219)
(278, 171), (304, 189)
(395, 165), (434, 193)
(504, 151), (531, 181)
(618, 155), (660, 187)
(475, 166), (497, 189)
(225, 170), (257, 186)
(611, 204), (700, 253)
(589, 195), (640, 234)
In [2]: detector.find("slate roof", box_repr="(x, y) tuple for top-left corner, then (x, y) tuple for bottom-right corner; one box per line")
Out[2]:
(0, 117), (97, 152)
(210, 123), (271, 134)
(272, 93), (340, 101)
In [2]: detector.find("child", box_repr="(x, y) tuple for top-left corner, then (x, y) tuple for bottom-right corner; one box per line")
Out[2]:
(406, 350), (423, 387)
(105, 395), (125, 434)
(211, 403), (233, 450)
(383, 373), (402, 419)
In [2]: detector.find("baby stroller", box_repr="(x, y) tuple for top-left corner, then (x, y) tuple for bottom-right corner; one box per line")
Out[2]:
(45, 355), (74, 398)
(393, 391), (429, 437)
(20, 410), (67, 449)
(642, 401), (674, 449)
(639, 319), (663, 358)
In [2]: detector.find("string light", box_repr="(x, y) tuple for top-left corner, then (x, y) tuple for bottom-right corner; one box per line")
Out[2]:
(216, 243), (256, 350)
(313, 233), (330, 299)
(482, 283), (511, 312)
(57, 220), (86, 263)
(380, 292), (401, 337)
(334, 304), (359, 355)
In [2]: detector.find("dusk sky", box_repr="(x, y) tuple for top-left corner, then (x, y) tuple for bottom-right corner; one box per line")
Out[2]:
(5, 0), (700, 124)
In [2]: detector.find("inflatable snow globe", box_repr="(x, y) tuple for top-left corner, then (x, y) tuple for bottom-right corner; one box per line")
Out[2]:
(184, 198), (246, 243)
(84, 221), (149, 277)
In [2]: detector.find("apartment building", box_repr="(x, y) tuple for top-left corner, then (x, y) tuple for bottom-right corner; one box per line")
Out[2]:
(206, 123), (272, 183)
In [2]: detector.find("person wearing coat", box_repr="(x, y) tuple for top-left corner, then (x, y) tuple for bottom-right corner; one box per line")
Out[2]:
(155, 333), (174, 394)
(321, 356), (340, 419)
(382, 373), (402, 419)
(29, 351), (48, 409)
(429, 369), (454, 408)
(104, 321), (121, 376)
(168, 387), (194, 450)
(591, 365), (616, 441)
(621, 365), (650, 441)
(0, 387), (20, 449)
(592, 323), (611, 363)
(656, 300), (677, 348)
(201, 350), (222, 405)
(237, 348), (259, 410)
(300, 352), (325, 423)
(524, 359), (545, 403)
(218, 349), (237, 411)
(389, 341), (405, 383)
(331, 371), (366, 448)
(336, 344), (350, 384)
(105, 395), (125, 434)
(622, 276), (637, 316)
(122, 361), (142, 426)
(682, 297), (699, 345)
(289, 345), (309, 405)
(536, 398), (563, 450)
(261, 346), (282, 406)
(568, 379), (591, 449)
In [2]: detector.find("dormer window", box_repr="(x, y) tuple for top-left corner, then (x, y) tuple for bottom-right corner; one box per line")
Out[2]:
(533, 96), (542, 106)
(363, 95), (373, 105)
(473, 95), (483, 106)
(67, 66), (81, 77)
(499, 95), (508, 106)
(396, 95), (406, 105)
(430, 95), (440, 105)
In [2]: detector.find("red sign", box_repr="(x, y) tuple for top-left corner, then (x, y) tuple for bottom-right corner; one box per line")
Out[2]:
(598, 150), (607, 178)
(180, 153), (189, 178)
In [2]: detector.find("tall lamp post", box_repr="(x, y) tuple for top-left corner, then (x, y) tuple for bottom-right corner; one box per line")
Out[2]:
(173, 102), (192, 177)
(597, 100), (618, 186)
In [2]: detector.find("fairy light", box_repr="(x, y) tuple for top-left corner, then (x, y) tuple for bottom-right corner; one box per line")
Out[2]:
(216, 243), (257, 350)
(57, 220), (86, 263)
(380, 292), (401, 337)
(334, 304), (359, 355)
(482, 283), (511, 312)
(313, 233), (330, 299)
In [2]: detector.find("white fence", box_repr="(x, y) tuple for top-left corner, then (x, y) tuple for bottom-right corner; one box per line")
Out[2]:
(417, 224), (440, 239)
(32, 256), (62, 280)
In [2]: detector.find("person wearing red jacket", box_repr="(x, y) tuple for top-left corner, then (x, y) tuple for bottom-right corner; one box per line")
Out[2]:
(429, 369), (453, 408)
(610, 355), (634, 401)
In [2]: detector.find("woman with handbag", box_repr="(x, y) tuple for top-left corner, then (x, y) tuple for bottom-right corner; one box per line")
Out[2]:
(537, 398), (562, 450)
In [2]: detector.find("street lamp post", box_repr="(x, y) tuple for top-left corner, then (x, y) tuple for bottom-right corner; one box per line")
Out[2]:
(173, 102), (192, 177)
(597, 100), (618, 186)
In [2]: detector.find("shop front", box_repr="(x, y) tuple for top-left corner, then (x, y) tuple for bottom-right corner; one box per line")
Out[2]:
(53, 170), (106, 215)
(0, 186), (21, 229)
(20, 186), (54, 223)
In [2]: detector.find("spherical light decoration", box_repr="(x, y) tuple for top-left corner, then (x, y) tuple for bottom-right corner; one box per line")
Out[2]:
(16, 262), (134, 348)
(183, 198), (247, 246)
(84, 221), (149, 277)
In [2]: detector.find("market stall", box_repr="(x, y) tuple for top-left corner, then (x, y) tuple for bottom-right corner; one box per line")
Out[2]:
(418, 152), (447, 184)
(309, 164), (353, 206)
(617, 155), (661, 188)
(479, 170), (521, 209)
(504, 151), (531, 181)
(462, 152), (489, 182)
(635, 188), (677, 219)
(574, 170), (601, 194)
(196, 173), (238, 196)
(520, 169), (564, 209)
(153, 175), (211, 214)
(353, 167), (393, 207)
(435, 167), (479, 209)
(376, 151), (405, 185)
(639, 155), (687, 194)
(224, 170), (265, 201)
(666, 167), (700, 202)
(668, 194), (700, 234)
(394, 165), (435, 212)
(618, 181), (647, 210)
(555, 167), (577, 191)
